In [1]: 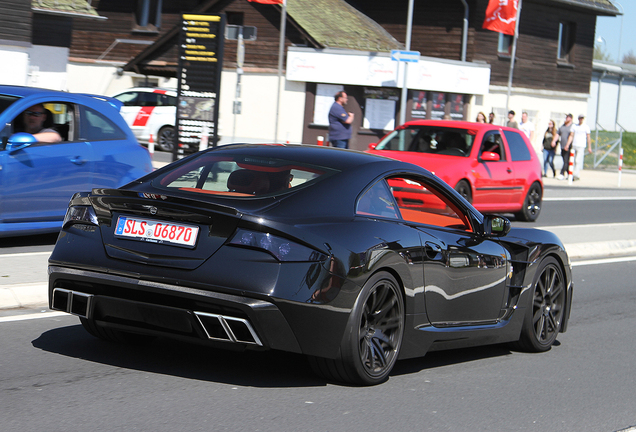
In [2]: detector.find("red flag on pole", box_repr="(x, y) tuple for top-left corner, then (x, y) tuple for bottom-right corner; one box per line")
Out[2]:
(482, 0), (519, 36)
(248, 0), (283, 4)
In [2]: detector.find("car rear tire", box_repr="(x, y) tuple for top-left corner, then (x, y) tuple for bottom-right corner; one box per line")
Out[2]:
(309, 272), (404, 385)
(515, 181), (542, 222)
(157, 126), (175, 152)
(511, 257), (565, 352)
(454, 180), (472, 203)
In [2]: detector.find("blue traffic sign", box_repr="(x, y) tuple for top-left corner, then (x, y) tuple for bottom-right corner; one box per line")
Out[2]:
(391, 50), (420, 63)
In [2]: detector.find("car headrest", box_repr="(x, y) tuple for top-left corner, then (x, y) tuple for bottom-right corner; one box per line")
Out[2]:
(227, 169), (270, 195)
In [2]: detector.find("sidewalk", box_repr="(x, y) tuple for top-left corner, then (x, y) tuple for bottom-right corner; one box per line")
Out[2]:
(542, 168), (636, 190)
(1, 167), (635, 310)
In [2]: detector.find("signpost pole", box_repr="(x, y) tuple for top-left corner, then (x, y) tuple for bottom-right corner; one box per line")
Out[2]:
(399, 0), (414, 127)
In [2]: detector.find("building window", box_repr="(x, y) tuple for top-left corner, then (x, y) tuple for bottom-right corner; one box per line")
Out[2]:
(498, 33), (513, 56)
(557, 22), (575, 62)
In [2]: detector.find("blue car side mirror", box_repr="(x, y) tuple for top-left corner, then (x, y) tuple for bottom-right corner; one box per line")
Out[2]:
(6, 132), (37, 152)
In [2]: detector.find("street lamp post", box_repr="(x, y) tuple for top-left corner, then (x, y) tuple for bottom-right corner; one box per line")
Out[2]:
(614, 1), (624, 62)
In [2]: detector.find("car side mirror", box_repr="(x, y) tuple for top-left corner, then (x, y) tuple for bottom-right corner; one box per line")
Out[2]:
(6, 132), (37, 152)
(480, 152), (500, 162)
(368, 143), (377, 150)
(484, 215), (511, 236)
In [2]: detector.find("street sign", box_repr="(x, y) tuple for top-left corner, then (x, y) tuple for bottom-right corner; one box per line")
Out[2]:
(175, 13), (226, 159)
(391, 50), (420, 63)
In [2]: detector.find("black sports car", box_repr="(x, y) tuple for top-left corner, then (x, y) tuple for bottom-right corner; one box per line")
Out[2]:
(49, 144), (572, 385)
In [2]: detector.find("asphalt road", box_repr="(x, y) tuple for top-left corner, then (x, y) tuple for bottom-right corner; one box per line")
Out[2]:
(0, 260), (634, 432)
(1, 181), (635, 431)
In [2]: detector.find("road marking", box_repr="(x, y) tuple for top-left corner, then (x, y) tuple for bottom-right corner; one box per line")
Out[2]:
(0, 311), (68, 323)
(0, 251), (51, 258)
(544, 196), (636, 201)
(573, 256), (636, 267)
(536, 221), (636, 230)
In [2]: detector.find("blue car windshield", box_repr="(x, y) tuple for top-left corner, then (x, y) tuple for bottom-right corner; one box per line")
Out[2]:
(0, 94), (20, 115)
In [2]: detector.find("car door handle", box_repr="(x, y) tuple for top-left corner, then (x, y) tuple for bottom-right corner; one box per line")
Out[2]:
(70, 156), (85, 165)
(507, 167), (512, 173)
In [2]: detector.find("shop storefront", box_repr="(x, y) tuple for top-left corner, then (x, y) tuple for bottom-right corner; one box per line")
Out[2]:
(286, 47), (491, 150)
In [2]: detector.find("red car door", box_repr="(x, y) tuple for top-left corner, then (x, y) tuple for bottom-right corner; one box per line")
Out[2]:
(470, 129), (521, 211)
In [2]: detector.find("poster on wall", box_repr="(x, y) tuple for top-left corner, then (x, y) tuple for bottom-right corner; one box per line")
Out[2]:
(450, 94), (465, 120)
(430, 92), (446, 119)
(411, 90), (427, 119)
(314, 84), (344, 126)
(363, 88), (398, 131)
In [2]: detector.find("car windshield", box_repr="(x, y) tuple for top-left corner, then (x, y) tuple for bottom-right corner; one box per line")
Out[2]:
(153, 153), (337, 198)
(375, 125), (476, 157)
(0, 94), (20, 115)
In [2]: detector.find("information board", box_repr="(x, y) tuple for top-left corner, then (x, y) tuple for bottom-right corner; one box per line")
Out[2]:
(174, 13), (225, 159)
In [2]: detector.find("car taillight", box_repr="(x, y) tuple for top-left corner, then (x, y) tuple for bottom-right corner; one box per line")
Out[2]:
(63, 205), (98, 228)
(228, 228), (327, 262)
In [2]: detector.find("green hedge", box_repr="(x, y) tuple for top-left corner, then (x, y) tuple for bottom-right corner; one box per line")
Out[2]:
(623, 132), (636, 168)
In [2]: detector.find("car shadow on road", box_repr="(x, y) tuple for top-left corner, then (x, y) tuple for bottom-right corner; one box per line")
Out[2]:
(32, 323), (325, 388)
(33, 323), (518, 387)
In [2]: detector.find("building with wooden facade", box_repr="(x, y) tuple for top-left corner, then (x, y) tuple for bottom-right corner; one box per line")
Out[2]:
(4, 0), (621, 151)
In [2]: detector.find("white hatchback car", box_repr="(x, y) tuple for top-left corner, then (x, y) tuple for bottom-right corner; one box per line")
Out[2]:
(112, 88), (177, 151)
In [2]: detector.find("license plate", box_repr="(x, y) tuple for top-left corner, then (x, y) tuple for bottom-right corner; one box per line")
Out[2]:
(115, 216), (199, 248)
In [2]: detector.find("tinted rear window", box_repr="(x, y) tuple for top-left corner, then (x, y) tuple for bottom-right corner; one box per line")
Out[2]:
(375, 125), (475, 157)
(153, 153), (337, 198)
(503, 130), (532, 161)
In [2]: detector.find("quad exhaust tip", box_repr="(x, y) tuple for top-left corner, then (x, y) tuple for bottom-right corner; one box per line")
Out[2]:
(51, 288), (92, 319)
(194, 311), (263, 346)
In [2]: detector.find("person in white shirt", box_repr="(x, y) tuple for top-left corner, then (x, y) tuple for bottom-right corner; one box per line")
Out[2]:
(566, 114), (592, 180)
(519, 111), (535, 143)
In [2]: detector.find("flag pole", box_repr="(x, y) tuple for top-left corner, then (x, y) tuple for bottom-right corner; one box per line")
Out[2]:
(274, 0), (286, 143)
(505, 0), (522, 114)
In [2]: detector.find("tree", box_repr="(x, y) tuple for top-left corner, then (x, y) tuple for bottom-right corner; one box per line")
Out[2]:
(594, 45), (612, 61)
(621, 50), (636, 65)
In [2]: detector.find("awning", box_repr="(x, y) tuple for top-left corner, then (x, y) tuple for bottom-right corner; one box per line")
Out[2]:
(32, 0), (107, 20)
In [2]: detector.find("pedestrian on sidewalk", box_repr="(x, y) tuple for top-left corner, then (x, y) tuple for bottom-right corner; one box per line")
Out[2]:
(519, 111), (535, 143)
(566, 114), (592, 181)
(506, 110), (519, 129)
(542, 119), (558, 177)
(554, 114), (573, 180)
(328, 91), (354, 149)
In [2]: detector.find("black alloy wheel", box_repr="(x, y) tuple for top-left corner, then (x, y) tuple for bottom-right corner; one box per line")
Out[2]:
(309, 272), (404, 385)
(516, 181), (542, 222)
(454, 180), (472, 203)
(157, 126), (175, 152)
(513, 257), (565, 352)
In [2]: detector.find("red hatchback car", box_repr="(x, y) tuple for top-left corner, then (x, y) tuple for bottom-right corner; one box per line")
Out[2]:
(368, 120), (543, 221)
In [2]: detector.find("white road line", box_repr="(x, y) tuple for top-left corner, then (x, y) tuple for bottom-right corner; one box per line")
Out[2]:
(535, 222), (636, 230)
(573, 256), (636, 267)
(0, 311), (68, 323)
(544, 196), (636, 201)
(0, 251), (52, 258)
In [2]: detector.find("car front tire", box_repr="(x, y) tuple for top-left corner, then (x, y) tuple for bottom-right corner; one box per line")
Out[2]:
(309, 272), (404, 385)
(512, 256), (566, 352)
(454, 180), (472, 203)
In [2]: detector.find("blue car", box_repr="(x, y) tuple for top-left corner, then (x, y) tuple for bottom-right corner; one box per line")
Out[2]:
(0, 85), (153, 237)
